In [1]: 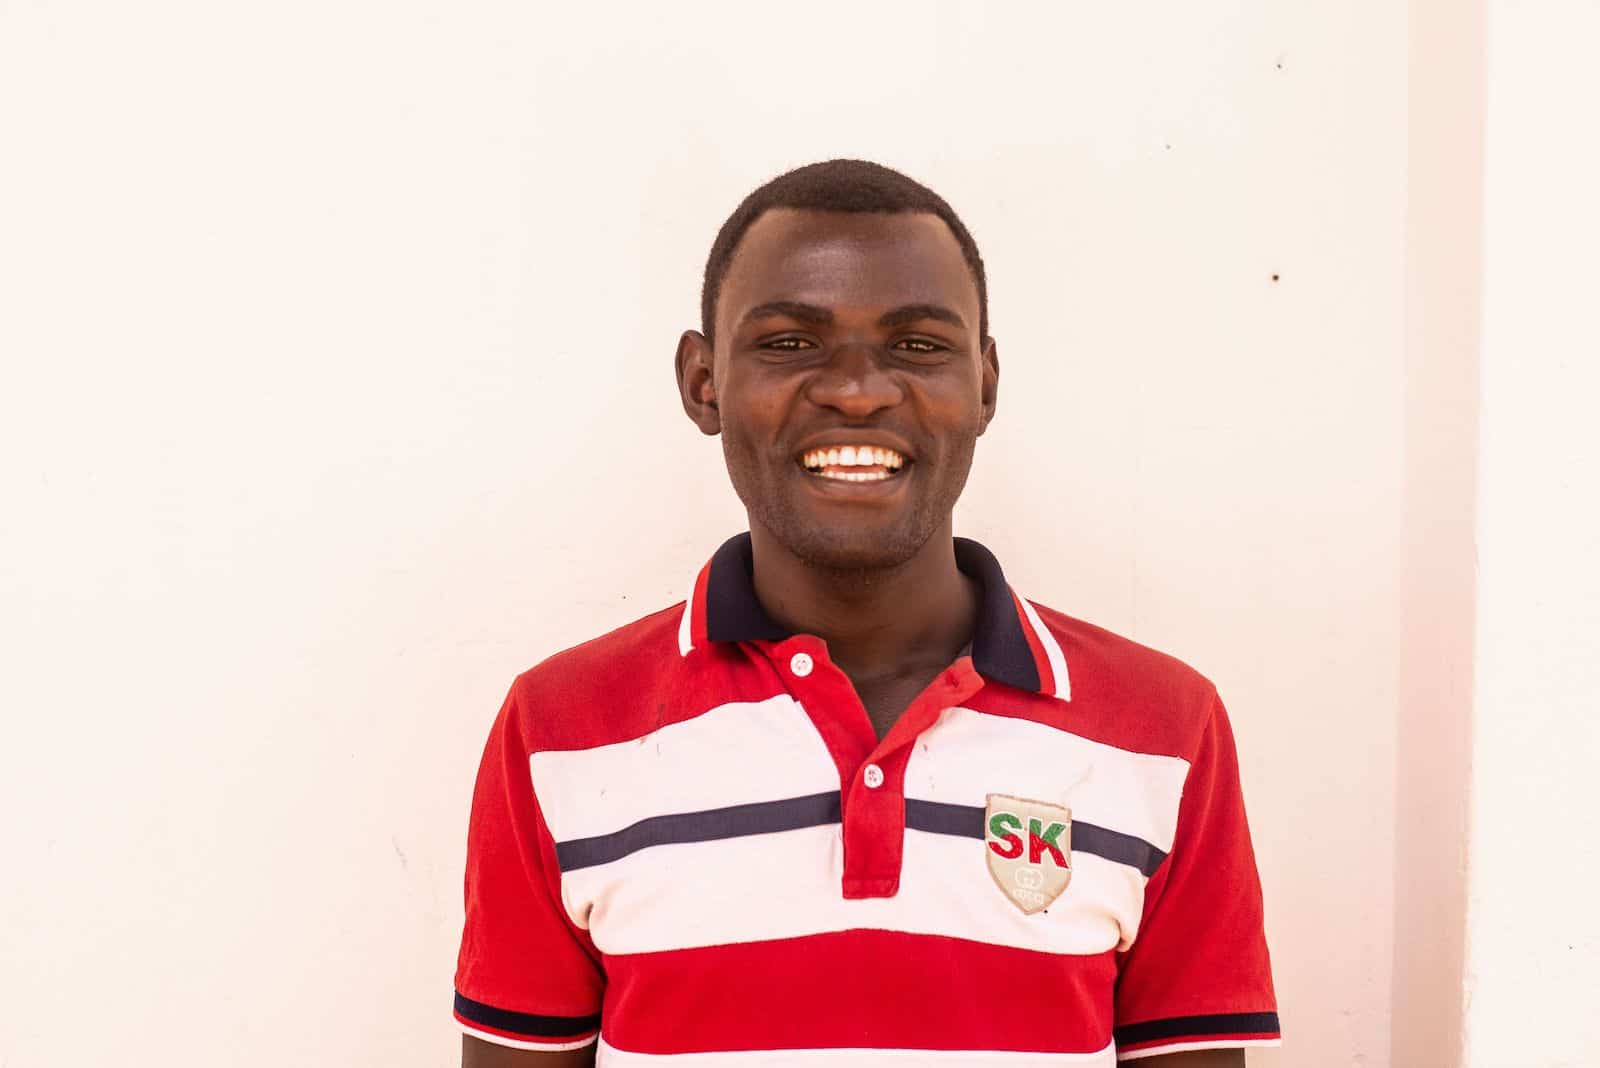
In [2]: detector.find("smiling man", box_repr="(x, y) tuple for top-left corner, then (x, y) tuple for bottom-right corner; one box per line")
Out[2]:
(454, 160), (1280, 1067)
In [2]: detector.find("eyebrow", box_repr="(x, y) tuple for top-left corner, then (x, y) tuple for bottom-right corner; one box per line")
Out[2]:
(738, 301), (967, 331)
(740, 301), (834, 327)
(876, 303), (966, 330)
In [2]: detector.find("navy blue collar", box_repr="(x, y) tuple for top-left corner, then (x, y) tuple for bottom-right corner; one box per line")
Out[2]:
(697, 532), (1051, 696)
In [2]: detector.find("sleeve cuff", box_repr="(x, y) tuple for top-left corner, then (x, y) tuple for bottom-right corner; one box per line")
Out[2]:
(454, 990), (601, 1051)
(1115, 1011), (1281, 1060)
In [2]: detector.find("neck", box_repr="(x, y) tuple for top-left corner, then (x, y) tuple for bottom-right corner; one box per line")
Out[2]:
(747, 519), (979, 681)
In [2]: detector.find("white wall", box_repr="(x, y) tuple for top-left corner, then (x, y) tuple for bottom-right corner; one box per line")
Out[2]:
(1463, 3), (1600, 1064)
(0, 4), (1410, 1065)
(1392, 0), (1481, 1062)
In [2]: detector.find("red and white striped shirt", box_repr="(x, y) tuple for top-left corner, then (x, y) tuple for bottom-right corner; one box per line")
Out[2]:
(455, 533), (1280, 1063)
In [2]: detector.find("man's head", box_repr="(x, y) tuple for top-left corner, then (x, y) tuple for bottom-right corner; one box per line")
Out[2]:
(700, 160), (989, 346)
(676, 160), (999, 573)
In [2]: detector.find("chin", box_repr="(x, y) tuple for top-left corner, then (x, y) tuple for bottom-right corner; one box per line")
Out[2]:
(728, 456), (955, 574)
(774, 515), (936, 574)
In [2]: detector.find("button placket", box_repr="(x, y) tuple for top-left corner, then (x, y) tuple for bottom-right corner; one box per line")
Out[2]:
(841, 744), (910, 895)
(839, 660), (989, 897)
(764, 639), (876, 797)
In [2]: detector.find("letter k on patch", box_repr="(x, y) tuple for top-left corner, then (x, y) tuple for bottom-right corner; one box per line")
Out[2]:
(985, 793), (1073, 914)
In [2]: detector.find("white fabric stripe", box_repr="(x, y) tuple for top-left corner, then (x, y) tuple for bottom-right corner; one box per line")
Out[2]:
(560, 825), (1139, 954)
(1015, 593), (1072, 701)
(906, 707), (1189, 855)
(599, 1038), (1116, 1065)
(1116, 1038), (1281, 1061)
(531, 695), (838, 843)
(457, 1022), (598, 1052)
(677, 575), (697, 655)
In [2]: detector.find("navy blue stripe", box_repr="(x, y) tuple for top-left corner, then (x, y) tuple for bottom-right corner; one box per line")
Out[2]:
(1072, 820), (1168, 878)
(1114, 1011), (1281, 1046)
(903, 798), (1168, 877)
(554, 791), (841, 872)
(454, 991), (600, 1038)
(903, 797), (987, 837)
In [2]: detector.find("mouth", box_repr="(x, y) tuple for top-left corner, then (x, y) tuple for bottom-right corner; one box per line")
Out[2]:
(797, 444), (910, 484)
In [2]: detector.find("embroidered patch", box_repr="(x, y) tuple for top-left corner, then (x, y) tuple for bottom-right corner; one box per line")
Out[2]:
(984, 793), (1072, 914)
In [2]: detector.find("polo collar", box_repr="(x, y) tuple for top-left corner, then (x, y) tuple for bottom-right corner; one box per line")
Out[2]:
(677, 532), (1071, 701)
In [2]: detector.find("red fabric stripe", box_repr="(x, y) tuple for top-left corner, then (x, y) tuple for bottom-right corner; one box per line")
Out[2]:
(1117, 1030), (1281, 1052)
(454, 1012), (599, 1047)
(1011, 589), (1055, 695)
(602, 930), (1116, 1053)
(689, 560), (711, 648)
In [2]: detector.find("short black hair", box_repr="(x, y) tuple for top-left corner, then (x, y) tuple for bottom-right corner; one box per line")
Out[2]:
(700, 159), (988, 345)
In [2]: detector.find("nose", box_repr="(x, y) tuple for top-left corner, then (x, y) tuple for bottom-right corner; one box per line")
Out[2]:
(802, 342), (905, 418)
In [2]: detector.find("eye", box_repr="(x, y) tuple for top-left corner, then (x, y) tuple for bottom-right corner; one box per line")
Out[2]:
(760, 336), (817, 352)
(892, 337), (950, 361)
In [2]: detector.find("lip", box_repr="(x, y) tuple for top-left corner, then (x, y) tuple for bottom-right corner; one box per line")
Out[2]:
(797, 465), (911, 498)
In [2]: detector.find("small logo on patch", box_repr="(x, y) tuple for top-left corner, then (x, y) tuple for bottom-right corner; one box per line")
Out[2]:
(985, 793), (1072, 914)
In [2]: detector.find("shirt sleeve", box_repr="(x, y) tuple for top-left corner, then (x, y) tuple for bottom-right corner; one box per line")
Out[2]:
(453, 684), (604, 1051)
(1112, 692), (1281, 1061)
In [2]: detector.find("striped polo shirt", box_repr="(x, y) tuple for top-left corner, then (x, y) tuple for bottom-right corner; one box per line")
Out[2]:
(454, 533), (1280, 1064)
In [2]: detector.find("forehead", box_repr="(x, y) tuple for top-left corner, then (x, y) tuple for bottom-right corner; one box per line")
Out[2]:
(717, 209), (978, 335)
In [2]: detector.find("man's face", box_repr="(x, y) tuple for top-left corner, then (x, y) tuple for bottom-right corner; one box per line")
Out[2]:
(678, 208), (998, 572)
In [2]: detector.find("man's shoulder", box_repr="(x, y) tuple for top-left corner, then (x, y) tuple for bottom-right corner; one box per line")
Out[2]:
(1023, 599), (1222, 761)
(510, 599), (688, 693)
(502, 600), (693, 748)
(1028, 599), (1217, 696)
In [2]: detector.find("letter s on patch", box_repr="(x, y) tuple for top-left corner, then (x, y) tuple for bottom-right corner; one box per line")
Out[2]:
(986, 811), (1023, 860)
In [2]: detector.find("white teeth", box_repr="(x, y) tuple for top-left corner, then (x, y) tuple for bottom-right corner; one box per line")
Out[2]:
(818, 470), (890, 482)
(799, 445), (907, 472)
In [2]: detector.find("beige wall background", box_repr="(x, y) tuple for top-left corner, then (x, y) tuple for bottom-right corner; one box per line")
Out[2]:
(1460, 1), (1599, 1063)
(2, 3), (1592, 1066)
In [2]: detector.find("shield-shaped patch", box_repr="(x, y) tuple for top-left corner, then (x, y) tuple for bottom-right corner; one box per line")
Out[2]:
(985, 793), (1073, 914)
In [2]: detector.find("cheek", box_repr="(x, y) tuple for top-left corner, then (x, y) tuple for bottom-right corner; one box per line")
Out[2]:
(919, 385), (989, 444)
(721, 377), (801, 447)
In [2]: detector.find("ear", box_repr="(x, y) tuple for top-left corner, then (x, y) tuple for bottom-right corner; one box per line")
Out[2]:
(977, 335), (1000, 435)
(675, 329), (721, 436)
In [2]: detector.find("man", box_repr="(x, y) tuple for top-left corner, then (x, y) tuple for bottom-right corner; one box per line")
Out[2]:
(454, 160), (1279, 1066)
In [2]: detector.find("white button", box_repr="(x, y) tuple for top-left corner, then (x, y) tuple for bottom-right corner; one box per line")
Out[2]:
(863, 763), (885, 789)
(789, 652), (814, 677)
